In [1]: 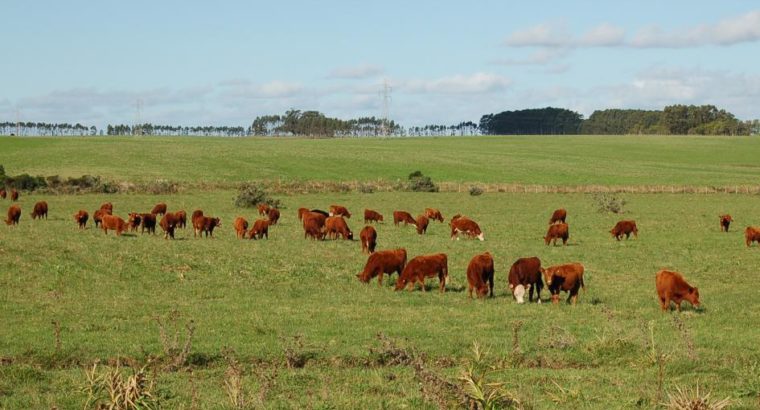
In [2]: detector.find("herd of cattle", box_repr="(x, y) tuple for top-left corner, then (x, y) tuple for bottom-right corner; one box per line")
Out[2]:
(3, 190), (759, 311)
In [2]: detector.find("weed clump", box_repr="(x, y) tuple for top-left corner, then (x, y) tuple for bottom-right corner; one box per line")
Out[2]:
(234, 182), (281, 209)
(592, 193), (627, 214)
(407, 170), (438, 192)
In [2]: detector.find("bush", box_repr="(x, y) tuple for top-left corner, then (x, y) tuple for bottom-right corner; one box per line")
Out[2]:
(407, 171), (438, 193)
(235, 183), (281, 209)
(5, 173), (47, 191)
(66, 175), (102, 189)
(359, 183), (376, 194)
(592, 193), (627, 214)
(140, 179), (179, 195)
(469, 186), (484, 196)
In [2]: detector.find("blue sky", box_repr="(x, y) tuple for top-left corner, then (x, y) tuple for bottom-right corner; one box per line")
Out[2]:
(2, 1), (759, 128)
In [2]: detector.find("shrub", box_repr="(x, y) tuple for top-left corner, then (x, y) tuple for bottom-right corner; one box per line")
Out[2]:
(407, 170), (438, 193)
(5, 173), (47, 191)
(234, 183), (281, 209)
(359, 183), (376, 194)
(592, 193), (627, 214)
(469, 186), (484, 196)
(140, 179), (179, 195)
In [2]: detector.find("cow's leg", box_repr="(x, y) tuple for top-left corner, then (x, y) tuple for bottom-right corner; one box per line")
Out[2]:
(676, 301), (682, 312)
(378, 273), (384, 287)
(528, 285), (535, 302)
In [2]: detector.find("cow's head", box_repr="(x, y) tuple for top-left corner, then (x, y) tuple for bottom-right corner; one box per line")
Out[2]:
(347, 230), (354, 240)
(540, 267), (554, 286)
(686, 287), (700, 308)
(477, 232), (484, 241)
(513, 284), (527, 304)
(356, 271), (370, 283)
(213, 217), (221, 228)
(476, 284), (489, 298)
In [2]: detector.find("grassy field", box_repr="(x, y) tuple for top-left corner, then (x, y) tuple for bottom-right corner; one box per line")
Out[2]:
(1, 136), (760, 409)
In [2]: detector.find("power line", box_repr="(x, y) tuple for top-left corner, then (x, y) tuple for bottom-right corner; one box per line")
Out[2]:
(379, 79), (391, 136)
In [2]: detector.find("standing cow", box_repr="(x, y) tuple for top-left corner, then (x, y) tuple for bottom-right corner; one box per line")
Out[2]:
(10, 189), (19, 202)
(364, 209), (384, 224)
(325, 216), (353, 240)
(466, 252), (494, 299)
(508, 257), (543, 304)
(31, 201), (48, 220)
(542, 263), (585, 304)
(415, 214), (429, 235)
(719, 215), (733, 232)
(745, 226), (760, 247)
(655, 270), (700, 312)
(73, 210), (89, 229)
(544, 223), (569, 246)
(359, 225), (377, 254)
(248, 219), (269, 240)
(393, 210), (417, 226)
(233, 217), (249, 239)
(151, 203), (167, 216)
(357, 249), (407, 286)
(267, 208), (280, 225)
(549, 208), (567, 224)
(610, 220), (638, 240)
(5, 205), (21, 225)
(329, 205), (351, 218)
(450, 216), (484, 241)
(424, 208), (444, 223)
(395, 253), (448, 293)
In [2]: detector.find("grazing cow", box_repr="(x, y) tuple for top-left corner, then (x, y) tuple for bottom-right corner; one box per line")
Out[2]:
(359, 225), (377, 254)
(656, 270), (700, 312)
(329, 205), (351, 218)
(31, 201), (48, 220)
(542, 263), (585, 304)
(325, 216), (353, 240)
(233, 217), (249, 239)
(745, 226), (760, 247)
(248, 219), (269, 240)
(719, 214), (733, 232)
(175, 210), (187, 229)
(610, 220), (638, 240)
(257, 203), (271, 216)
(415, 214), (429, 235)
(101, 214), (129, 236)
(549, 208), (567, 225)
(194, 216), (221, 238)
(310, 209), (330, 217)
(363, 209), (384, 224)
(303, 212), (327, 240)
(10, 189), (19, 202)
(450, 214), (462, 224)
(395, 253), (448, 293)
(159, 212), (179, 239)
(127, 213), (142, 232)
(450, 216), (484, 241)
(357, 248), (407, 286)
(298, 207), (309, 221)
(267, 208), (280, 225)
(466, 252), (495, 298)
(508, 257), (543, 304)
(93, 208), (112, 228)
(0, 189), (5, 199)
(73, 210), (89, 229)
(100, 202), (113, 212)
(140, 213), (157, 234)
(544, 223), (569, 246)
(393, 210), (417, 226)
(151, 202), (167, 216)
(424, 208), (444, 223)
(5, 205), (21, 225)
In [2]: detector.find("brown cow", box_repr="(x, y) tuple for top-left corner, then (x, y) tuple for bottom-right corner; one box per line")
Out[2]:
(745, 226), (760, 247)
(466, 252), (494, 299)
(719, 214), (733, 232)
(363, 209), (384, 224)
(100, 202), (113, 212)
(0, 189), (5, 199)
(303, 212), (326, 240)
(127, 213), (142, 232)
(93, 208), (112, 228)
(325, 216), (353, 240)
(233, 217), (249, 239)
(5, 205), (21, 225)
(542, 263), (585, 304)
(151, 202), (167, 216)
(298, 207), (309, 221)
(140, 213), (157, 234)
(10, 189), (19, 202)
(357, 248), (407, 286)
(194, 216), (221, 238)
(31, 201), (48, 220)
(544, 223), (569, 246)
(359, 225), (377, 254)
(393, 210), (416, 226)
(395, 253), (448, 293)
(159, 212), (179, 239)
(508, 257), (543, 304)
(248, 219), (269, 239)
(424, 208), (444, 223)
(175, 210), (187, 229)
(329, 205), (351, 218)
(610, 220), (638, 240)
(257, 203), (271, 216)
(549, 208), (567, 225)
(101, 214), (129, 236)
(656, 270), (700, 312)
(415, 214), (429, 235)
(191, 209), (204, 223)
(267, 208), (280, 225)
(450, 216), (484, 241)
(73, 210), (89, 229)
(310, 209), (330, 217)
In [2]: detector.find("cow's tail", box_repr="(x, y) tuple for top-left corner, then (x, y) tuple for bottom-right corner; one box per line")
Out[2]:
(581, 272), (586, 292)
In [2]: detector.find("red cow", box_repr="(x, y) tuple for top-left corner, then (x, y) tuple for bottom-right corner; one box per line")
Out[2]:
(10, 189), (19, 202)
(100, 202), (113, 213)
(549, 208), (567, 225)
(611, 220), (638, 240)
(542, 263), (585, 304)
(233, 217), (249, 239)
(719, 214), (733, 232)
(101, 214), (129, 236)
(93, 208), (112, 228)
(359, 225), (377, 254)
(127, 213), (142, 232)
(466, 252), (494, 298)
(364, 209), (384, 224)
(450, 216), (484, 241)
(325, 216), (353, 240)
(424, 208), (444, 223)
(745, 226), (760, 247)
(175, 210), (187, 229)
(544, 223), (569, 246)
(298, 207), (309, 221)
(191, 209), (204, 223)
(140, 213), (157, 234)
(415, 214), (429, 235)
(5, 205), (21, 225)
(73, 210), (89, 229)
(248, 219), (269, 239)
(303, 212), (326, 240)
(257, 203), (271, 216)
(31, 201), (48, 220)
(508, 257), (543, 304)
(159, 212), (179, 239)
(656, 270), (700, 312)
(395, 253), (448, 293)
(357, 249), (407, 286)
(151, 202), (167, 216)
(194, 216), (221, 238)
(267, 208), (280, 225)
(393, 210), (416, 226)
(329, 205), (351, 218)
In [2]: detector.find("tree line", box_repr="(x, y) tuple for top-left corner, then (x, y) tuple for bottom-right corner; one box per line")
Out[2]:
(0, 122), (96, 136)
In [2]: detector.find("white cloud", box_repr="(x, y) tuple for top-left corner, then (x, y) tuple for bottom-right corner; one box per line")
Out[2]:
(504, 23), (571, 47)
(491, 49), (568, 66)
(579, 23), (626, 47)
(401, 73), (511, 94)
(327, 64), (385, 79)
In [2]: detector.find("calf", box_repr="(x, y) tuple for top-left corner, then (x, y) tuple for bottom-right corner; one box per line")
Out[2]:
(415, 214), (429, 234)
(329, 204), (351, 218)
(656, 270), (700, 312)
(127, 213), (142, 232)
(5, 205), (21, 225)
(257, 203), (271, 216)
(248, 219), (269, 239)
(160, 212), (179, 239)
(303, 212), (326, 240)
(395, 253), (448, 293)
(194, 216), (221, 238)
(325, 216), (353, 240)
(364, 209), (384, 224)
(424, 208), (444, 223)
(31, 201), (48, 220)
(101, 214), (129, 236)
(357, 248), (406, 286)
(93, 208), (112, 228)
(151, 202), (167, 216)
(611, 220), (638, 240)
(745, 226), (760, 247)
(267, 208), (280, 225)
(719, 215), (732, 232)
(450, 216), (484, 241)
(359, 225), (377, 254)
(393, 210), (416, 226)
(466, 252), (494, 298)
(542, 263), (585, 304)
(233, 217), (249, 239)
(140, 213), (157, 234)
(508, 257), (543, 304)
(10, 189), (19, 202)
(73, 210), (89, 229)
(175, 210), (187, 229)
(544, 223), (569, 246)
(549, 208), (567, 224)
